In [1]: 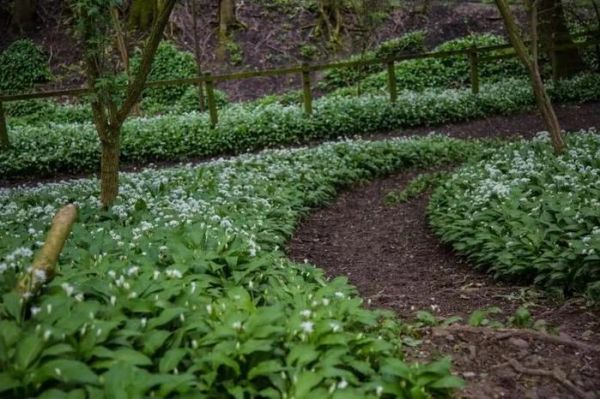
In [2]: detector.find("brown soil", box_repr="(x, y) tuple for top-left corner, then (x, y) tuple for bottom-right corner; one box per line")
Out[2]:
(287, 169), (600, 398)
(0, 1), (514, 100)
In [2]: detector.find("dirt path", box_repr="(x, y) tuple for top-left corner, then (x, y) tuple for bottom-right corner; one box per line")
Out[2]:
(287, 169), (600, 398)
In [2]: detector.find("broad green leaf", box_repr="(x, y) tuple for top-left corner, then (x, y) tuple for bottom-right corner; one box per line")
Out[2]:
(16, 334), (44, 370)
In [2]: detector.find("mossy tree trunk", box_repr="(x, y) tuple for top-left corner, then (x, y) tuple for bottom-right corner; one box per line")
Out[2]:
(128, 0), (159, 30)
(495, 0), (566, 154)
(316, 0), (344, 46)
(539, 0), (585, 79)
(111, 6), (140, 115)
(191, 0), (205, 111)
(75, 0), (177, 209)
(216, 0), (245, 62)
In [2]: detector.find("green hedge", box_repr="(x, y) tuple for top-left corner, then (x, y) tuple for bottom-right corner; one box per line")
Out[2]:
(429, 131), (600, 301)
(2, 73), (600, 179)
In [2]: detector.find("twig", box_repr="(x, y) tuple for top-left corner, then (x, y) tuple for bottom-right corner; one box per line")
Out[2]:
(498, 357), (594, 399)
(437, 325), (600, 353)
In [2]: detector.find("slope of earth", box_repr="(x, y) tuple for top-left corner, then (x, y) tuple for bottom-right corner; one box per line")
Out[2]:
(287, 169), (600, 398)
(0, 1), (511, 100)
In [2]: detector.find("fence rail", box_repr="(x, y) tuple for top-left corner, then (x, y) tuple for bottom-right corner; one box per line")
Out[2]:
(0, 29), (599, 148)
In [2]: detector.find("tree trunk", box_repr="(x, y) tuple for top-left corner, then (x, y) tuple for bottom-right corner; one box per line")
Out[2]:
(495, 0), (566, 154)
(218, 0), (237, 39)
(100, 134), (121, 209)
(129, 0), (158, 30)
(0, 102), (9, 149)
(538, 0), (585, 79)
(316, 0), (343, 45)
(530, 69), (566, 152)
(191, 0), (206, 111)
(111, 7), (140, 115)
(217, 0), (243, 61)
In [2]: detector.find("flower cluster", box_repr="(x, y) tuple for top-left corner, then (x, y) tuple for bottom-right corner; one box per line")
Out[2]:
(429, 130), (600, 300)
(0, 136), (471, 397)
(2, 73), (600, 180)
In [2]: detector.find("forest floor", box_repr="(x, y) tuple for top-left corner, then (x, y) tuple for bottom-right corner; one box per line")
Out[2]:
(2, 101), (599, 188)
(287, 167), (600, 399)
(0, 1), (512, 100)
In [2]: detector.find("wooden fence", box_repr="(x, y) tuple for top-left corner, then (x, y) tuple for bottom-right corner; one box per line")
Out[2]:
(1, 30), (599, 147)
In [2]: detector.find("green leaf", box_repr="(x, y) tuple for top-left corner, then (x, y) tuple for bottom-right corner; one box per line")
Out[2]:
(287, 344), (319, 366)
(159, 348), (187, 373)
(36, 359), (98, 385)
(0, 372), (20, 393)
(293, 371), (322, 398)
(247, 360), (282, 380)
(142, 329), (171, 355)
(16, 334), (44, 370)
(429, 375), (464, 389)
(2, 292), (22, 321)
(92, 347), (152, 367)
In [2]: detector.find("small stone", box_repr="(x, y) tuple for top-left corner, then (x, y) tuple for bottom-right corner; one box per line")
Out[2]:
(445, 334), (455, 342)
(462, 371), (476, 378)
(508, 337), (529, 349)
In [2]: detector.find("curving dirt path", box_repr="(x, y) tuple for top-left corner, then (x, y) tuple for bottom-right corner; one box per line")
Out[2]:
(287, 169), (600, 399)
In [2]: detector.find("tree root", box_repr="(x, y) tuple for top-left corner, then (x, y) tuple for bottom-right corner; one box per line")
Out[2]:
(495, 357), (594, 399)
(436, 325), (600, 353)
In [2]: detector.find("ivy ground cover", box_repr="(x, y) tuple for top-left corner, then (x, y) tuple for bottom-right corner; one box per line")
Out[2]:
(429, 130), (600, 301)
(0, 136), (486, 398)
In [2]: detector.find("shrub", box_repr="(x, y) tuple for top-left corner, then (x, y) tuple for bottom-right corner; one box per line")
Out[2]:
(319, 31), (427, 91)
(1, 73), (599, 179)
(429, 131), (600, 301)
(131, 41), (198, 109)
(352, 34), (526, 94)
(5, 101), (92, 125)
(0, 39), (51, 93)
(4, 42), (229, 124)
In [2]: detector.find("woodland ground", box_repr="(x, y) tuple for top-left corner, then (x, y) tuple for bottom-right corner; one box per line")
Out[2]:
(0, 1), (512, 100)
(2, 101), (599, 188)
(287, 166), (600, 399)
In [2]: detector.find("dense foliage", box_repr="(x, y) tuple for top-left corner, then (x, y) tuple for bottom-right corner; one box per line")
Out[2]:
(132, 41), (200, 112)
(0, 137), (479, 398)
(429, 131), (600, 301)
(4, 41), (228, 124)
(319, 31), (427, 92)
(343, 34), (526, 94)
(2, 73), (600, 179)
(0, 40), (51, 93)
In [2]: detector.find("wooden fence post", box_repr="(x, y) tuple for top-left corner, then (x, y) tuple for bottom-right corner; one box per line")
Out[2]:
(204, 73), (218, 128)
(387, 60), (398, 103)
(0, 100), (9, 149)
(301, 64), (313, 115)
(197, 82), (206, 112)
(468, 48), (480, 95)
